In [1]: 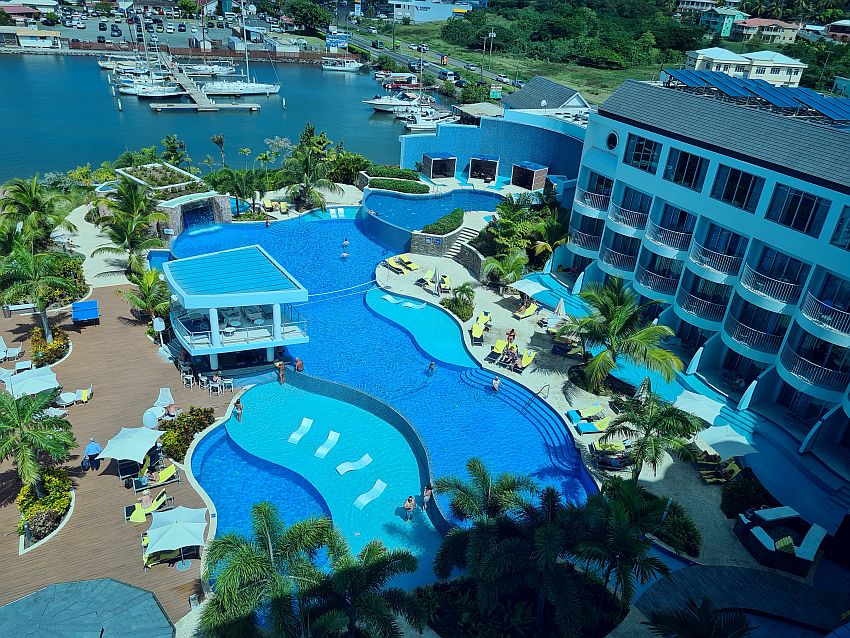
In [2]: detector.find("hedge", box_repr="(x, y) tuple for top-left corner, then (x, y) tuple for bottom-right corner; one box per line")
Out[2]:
(16, 467), (72, 540)
(368, 178), (430, 194)
(421, 207), (464, 235)
(161, 406), (216, 461)
(366, 166), (421, 181)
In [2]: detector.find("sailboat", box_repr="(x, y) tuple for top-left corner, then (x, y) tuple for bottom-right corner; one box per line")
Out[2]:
(181, 14), (236, 77)
(201, 15), (280, 96)
(136, 84), (187, 98)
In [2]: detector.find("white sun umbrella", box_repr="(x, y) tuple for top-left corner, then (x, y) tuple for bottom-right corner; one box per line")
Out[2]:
(97, 427), (163, 464)
(673, 389), (725, 425)
(146, 506), (208, 571)
(510, 278), (547, 298)
(8, 367), (60, 399)
(554, 297), (566, 317)
(697, 425), (758, 461)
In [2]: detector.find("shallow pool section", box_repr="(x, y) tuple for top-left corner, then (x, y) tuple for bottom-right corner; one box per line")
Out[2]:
(363, 188), (502, 231)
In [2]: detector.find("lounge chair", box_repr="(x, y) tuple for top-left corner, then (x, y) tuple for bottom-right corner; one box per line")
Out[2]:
(124, 489), (173, 523)
(566, 404), (602, 424)
(354, 479), (387, 510)
(153, 387), (173, 408)
(515, 350), (535, 373)
(475, 311), (491, 327)
(314, 431), (340, 459)
(244, 306), (265, 321)
(439, 274), (451, 294)
(471, 322), (485, 345)
(575, 417), (611, 435)
(485, 339), (508, 362)
(288, 417), (314, 444)
(262, 198), (275, 211)
(133, 463), (180, 493)
(415, 270), (435, 288)
(0, 367), (13, 385)
(144, 548), (182, 570)
(398, 254), (419, 272)
(0, 337), (22, 361)
(384, 257), (406, 274)
(43, 407), (67, 418)
(512, 303), (538, 320)
(55, 391), (78, 408)
(75, 384), (93, 404)
(702, 462), (742, 484)
(336, 453), (372, 475)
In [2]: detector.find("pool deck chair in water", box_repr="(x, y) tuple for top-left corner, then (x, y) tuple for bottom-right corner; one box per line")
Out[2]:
(485, 339), (507, 362)
(288, 418), (314, 444)
(314, 431), (340, 459)
(471, 322), (485, 345)
(384, 257), (406, 275)
(336, 453), (372, 475)
(354, 479), (387, 510)
(513, 303), (538, 320)
(398, 254), (419, 272)
(416, 270), (435, 288)
(71, 299), (100, 325)
(575, 417), (611, 435)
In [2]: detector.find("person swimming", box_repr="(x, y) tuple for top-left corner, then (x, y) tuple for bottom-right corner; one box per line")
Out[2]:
(341, 251), (349, 259)
(343, 238), (350, 247)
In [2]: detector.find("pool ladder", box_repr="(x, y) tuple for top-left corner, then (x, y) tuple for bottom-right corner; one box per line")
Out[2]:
(522, 384), (550, 412)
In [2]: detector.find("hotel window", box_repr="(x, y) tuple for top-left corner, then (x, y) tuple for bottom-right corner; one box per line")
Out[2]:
(710, 165), (764, 212)
(663, 148), (708, 191)
(770, 67), (780, 74)
(623, 134), (661, 174)
(756, 67), (766, 74)
(735, 64), (746, 72)
(766, 184), (830, 237)
(830, 205), (850, 250)
(621, 186), (652, 214)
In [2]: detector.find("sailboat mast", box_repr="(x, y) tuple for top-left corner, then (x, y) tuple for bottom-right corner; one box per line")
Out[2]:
(201, 9), (206, 64)
(243, 13), (250, 81)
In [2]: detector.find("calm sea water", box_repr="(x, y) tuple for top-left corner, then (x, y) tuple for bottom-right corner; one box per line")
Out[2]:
(0, 54), (408, 181)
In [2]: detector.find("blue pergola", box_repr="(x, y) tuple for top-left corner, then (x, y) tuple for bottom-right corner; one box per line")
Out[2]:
(469, 154), (499, 181)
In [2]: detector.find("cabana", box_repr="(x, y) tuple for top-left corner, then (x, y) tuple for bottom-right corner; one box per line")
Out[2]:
(511, 160), (549, 190)
(469, 154), (499, 182)
(422, 152), (457, 179)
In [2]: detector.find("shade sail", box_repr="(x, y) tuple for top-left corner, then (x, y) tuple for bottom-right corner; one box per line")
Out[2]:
(7, 367), (60, 399)
(698, 424), (758, 461)
(511, 279), (547, 297)
(98, 427), (163, 464)
(673, 389), (725, 425)
(146, 506), (208, 555)
(554, 297), (565, 316)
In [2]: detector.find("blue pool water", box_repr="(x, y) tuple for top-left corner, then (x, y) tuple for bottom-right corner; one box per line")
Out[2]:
(363, 188), (503, 231)
(230, 197), (250, 215)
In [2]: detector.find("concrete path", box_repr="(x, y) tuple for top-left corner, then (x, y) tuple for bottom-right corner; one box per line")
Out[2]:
(67, 204), (129, 288)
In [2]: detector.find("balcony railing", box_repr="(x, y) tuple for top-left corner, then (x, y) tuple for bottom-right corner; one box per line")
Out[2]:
(635, 265), (680, 296)
(600, 246), (638, 272)
(645, 220), (693, 251)
(676, 289), (728, 322)
(608, 203), (649, 231)
(800, 292), (850, 336)
(689, 240), (743, 276)
(172, 314), (307, 350)
(724, 315), (784, 354)
(780, 347), (850, 392)
(574, 187), (611, 212)
(569, 226), (603, 251)
(740, 264), (802, 305)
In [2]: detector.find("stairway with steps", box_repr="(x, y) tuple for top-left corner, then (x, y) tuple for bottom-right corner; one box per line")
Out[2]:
(444, 227), (480, 260)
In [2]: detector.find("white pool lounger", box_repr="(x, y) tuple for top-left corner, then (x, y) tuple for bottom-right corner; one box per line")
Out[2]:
(288, 418), (313, 444)
(314, 431), (340, 459)
(336, 453), (372, 475)
(354, 479), (387, 510)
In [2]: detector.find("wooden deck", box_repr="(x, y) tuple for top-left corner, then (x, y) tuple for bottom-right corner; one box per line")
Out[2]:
(0, 287), (232, 621)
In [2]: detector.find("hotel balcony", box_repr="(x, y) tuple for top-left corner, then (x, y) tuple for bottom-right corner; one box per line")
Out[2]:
(739, 264), (803, 306)
(608, 203), (648, 232)
(635, 264), (680, 297)
(599, 246), (638, 274)
(645, 220), (692, 252)
(723, 315), (784, 355)
(568, 224), (603, 253)
(573, 187), (611, 215)
(676, 289), (728, 323)
(689, 240), (743, 276)
(779, 347), (850, 393)
(800, 292), (850, 338)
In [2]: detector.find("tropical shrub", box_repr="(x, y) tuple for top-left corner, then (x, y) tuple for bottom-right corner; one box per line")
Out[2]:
(16, 467), (73, 539)
(39, 172), (77, 193)
(366, 165), (421, 180)
(30, 326), (70, 367)
(656, 500), (702, 558)
(368, 178), (430, 194)
(161, 406), (215, 461)
(421, 207), (464, 235)
(440, 296), (474, 321)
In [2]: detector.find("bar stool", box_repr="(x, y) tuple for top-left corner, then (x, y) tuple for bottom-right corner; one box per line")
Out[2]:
(182, 373), (195, 389)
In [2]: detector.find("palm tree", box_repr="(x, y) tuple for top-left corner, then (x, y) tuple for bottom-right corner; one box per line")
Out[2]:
(566, 277), (682, 393)
(644, 597), (755, 638)
(115, 268), (170, 320)
(0, 389), (77, 497)
(495, 192), (534, 222)
(283, 147), (342, 211)
(0, 244), (78, 342)
(92, 211), (166, 276)
(306, 539), (425, 638)
(533, 210), (569, 258)
(452, 281), (475, 306)
(482, 248), (528, 290)
(211, 133), (226, 167)
(239, 147), (252, 170)
(0, 176), (77, 249)
(88, 178), (157, 225)
(602, 389), (704, 479)
(200, 502), (341, 638)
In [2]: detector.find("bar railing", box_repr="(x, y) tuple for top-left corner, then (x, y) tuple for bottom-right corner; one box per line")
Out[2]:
(635, 265), (680, 296)
(780, 347), (850, 391)
(172, 315), (307, 348)
(800, 292), (850, 336)
(724, 315), (784, 353)
(689, 240), (743, 276)
(600, 246), (638, 272)
(645, 219), (692, 251)
(740, 264), (802, 305)
(569, 225), (603, 251)
(676, 289), (728, 322)
(574, 187), (611, 212)
(608, 203), (649, 231)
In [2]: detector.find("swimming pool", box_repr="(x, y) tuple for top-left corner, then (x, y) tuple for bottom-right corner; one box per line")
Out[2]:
(363, 188), (503, 231)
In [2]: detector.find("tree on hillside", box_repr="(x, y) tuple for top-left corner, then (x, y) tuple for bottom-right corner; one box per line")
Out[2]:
(285, 0), (332, 34)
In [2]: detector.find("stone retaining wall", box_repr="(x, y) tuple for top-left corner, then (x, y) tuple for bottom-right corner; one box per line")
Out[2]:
(457, 242), (487, 281)
(410, 223), (467, 257)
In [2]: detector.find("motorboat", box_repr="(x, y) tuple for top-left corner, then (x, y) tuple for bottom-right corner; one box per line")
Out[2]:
(201, 80), (281, 96)
(136, 84), (187, 98)
(322, 57), (364, 72)
(404, 112), (460, 131)
(392, 104), (436, 119)
(182, 63), (236, 76)
(362, 91), (433, 113)
(97, 55), (138, 70)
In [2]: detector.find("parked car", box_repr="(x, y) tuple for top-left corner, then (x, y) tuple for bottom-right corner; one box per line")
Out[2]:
(97, 35), (106, 42)
(156, 24), (164, 31)
(178, 22), (186, 31)
(464, 63), (478, 71)
(42, 18), (58, 25)
(496, 74), (510, 83)
(216, 20), (224, 27)
(166, 24), (174, 33)
(111, 27), (122, 36)
(454, 79), (468, 88)
(372, 40), (384, 49)
(98, 21), (107, 30)
(367, 26), (377, 34)
(377, 13), (387, 19)
(76, 22), (86, 28)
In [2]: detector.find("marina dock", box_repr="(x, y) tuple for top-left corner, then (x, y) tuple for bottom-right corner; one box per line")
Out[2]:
(150, 66), (261, 112)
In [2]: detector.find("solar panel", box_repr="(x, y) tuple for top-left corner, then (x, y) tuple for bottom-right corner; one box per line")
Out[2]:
(679, 68), (711, 87)
(786, 88), (850, 121)
(663, 68), (708, 88)
(742, 78), (803, 108)
(695, 71), (754, 98)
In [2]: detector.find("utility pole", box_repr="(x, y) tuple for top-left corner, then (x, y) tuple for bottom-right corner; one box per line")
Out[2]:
(487, 30), (495, 70)
(391, 15), (395, 50)
(480, 33), (487, 81)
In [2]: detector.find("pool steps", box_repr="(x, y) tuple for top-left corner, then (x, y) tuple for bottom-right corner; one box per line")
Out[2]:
(354, 479), (387, 510)
(288, 417), (313, 444)
(314, 431), (340, 459)
(336, 453), (373, 475)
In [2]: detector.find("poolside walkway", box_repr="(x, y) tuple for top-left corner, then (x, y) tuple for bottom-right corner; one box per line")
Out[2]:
(0, 289), (231, 621)
(67, 204), (130, 288)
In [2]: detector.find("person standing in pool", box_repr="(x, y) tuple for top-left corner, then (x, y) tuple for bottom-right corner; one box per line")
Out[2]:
(403, 496), (416, 523)
(492, 377), (500, 393)
(234, 399), (243, 422)
(422, 484), (433, 511)
(427, 361), (437, 375)
(276, 361), (285, 385)
(343, 238), (350, 247)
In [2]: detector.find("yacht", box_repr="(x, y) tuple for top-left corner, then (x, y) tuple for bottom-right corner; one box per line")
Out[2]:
(321, 57), (364, 73)
(136, 84), (187, 99)
(362, 91), (433, 113)
(201, 80), (281, 96)
(182, 63), (236, 76)
(404, 112), (459, 131)
(392, 104), (436, 119)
